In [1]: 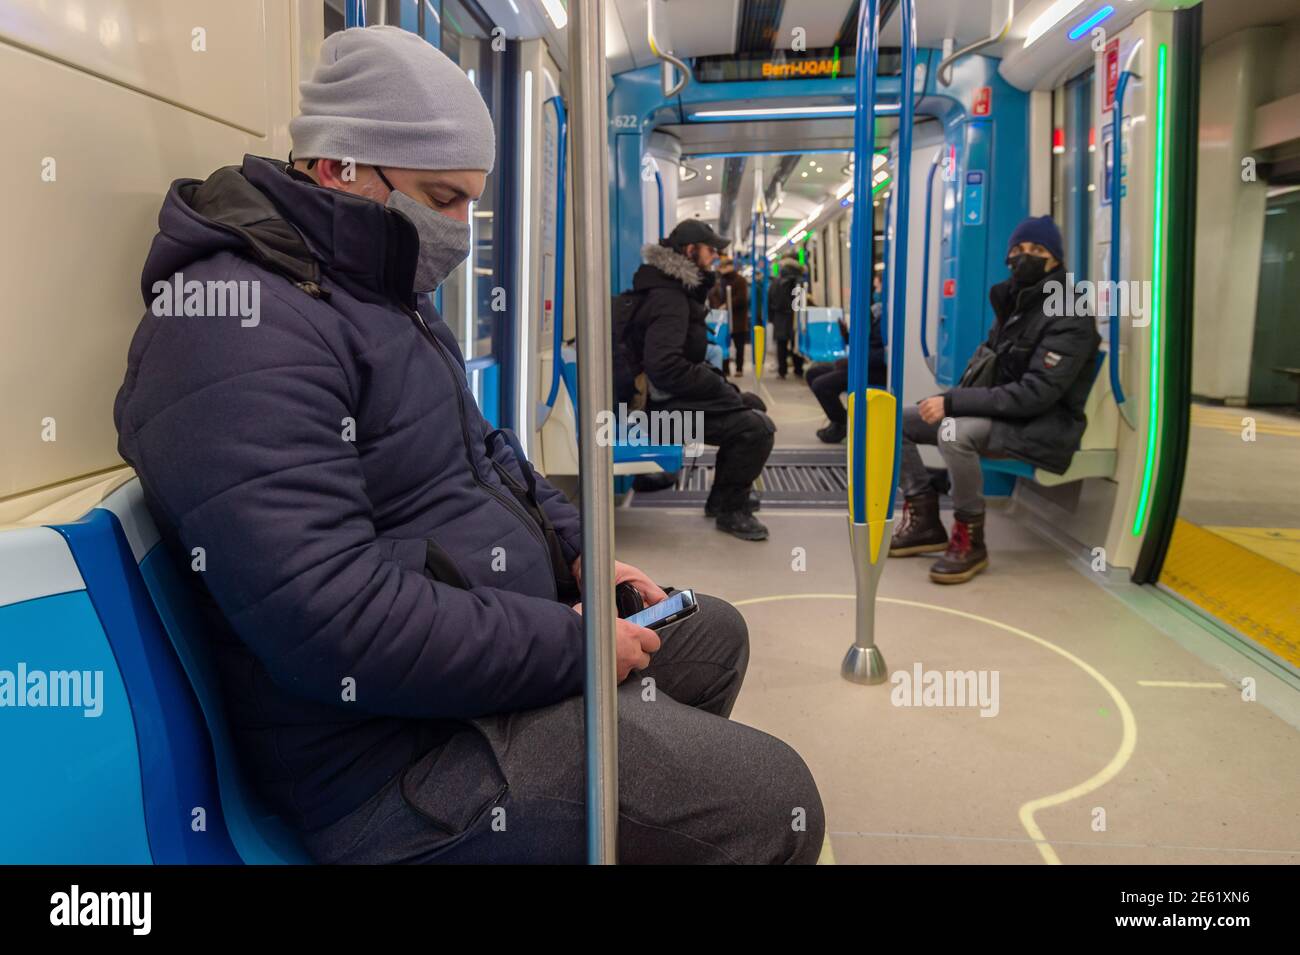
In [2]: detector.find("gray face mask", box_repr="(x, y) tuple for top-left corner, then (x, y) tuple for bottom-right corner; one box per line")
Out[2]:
(384, 186), (471, 293)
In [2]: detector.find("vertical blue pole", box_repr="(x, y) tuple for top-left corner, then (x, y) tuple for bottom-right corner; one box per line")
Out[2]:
(841, 0), (890, 687)
(885, 0), (916, 515)
(345, 0), (365, 28)
(846, 0), (880, 524)
(543, 96), (568, 412)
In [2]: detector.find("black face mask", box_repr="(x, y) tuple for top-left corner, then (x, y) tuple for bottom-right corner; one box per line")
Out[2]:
(1008, 253), (1051, 289)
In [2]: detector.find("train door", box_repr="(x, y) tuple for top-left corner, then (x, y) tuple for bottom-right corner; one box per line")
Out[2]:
(1158, 1), (1300, 671)
(1006, 7), (1200, 582)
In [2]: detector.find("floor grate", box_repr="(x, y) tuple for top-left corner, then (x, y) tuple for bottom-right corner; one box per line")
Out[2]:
(628, 449), (850, 510)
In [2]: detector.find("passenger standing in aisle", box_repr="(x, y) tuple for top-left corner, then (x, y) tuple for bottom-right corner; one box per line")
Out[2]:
(707, 255), (750, 376)
(767, 255), (807, 378)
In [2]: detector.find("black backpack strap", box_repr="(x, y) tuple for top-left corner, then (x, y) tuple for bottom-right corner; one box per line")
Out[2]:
(483, 428), (580, 602)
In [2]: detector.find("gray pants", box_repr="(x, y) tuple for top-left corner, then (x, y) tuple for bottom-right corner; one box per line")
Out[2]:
(300, 594), (825, 865)
(898, 405), (993, 516)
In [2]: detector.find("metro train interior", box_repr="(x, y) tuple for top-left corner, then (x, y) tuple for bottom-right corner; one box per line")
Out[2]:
(1, 0), (1298, 874)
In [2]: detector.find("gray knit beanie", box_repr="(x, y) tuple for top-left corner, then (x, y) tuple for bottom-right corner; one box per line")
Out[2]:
(290, 25), (495, 173)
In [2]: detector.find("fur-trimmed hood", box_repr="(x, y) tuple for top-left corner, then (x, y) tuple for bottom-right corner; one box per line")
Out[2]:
(640, 242), (703, 289)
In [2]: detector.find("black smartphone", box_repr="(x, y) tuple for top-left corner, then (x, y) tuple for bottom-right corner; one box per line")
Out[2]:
(625, 589), (698, 633)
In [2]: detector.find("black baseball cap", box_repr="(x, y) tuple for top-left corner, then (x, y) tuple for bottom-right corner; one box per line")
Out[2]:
(663, 219), (730, 252)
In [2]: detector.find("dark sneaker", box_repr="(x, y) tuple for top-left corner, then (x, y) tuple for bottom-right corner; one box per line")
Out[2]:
(817, 423), (847, 444)
(705, 490), (760, 517)
(890, 492), (948, 556)
(929, 512), (988, 583)
(716, 509), (769, 541)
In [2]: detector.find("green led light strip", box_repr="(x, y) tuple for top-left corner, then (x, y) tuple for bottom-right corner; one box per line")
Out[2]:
(1132, 43), (1169, 536)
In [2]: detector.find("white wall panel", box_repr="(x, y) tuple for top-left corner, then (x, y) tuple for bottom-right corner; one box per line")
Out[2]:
(0, 0), (297, 500)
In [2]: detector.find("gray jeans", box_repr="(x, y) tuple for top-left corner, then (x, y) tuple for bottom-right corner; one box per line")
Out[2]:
(898, 405), (993, 516)
(299, 594), (825, 864)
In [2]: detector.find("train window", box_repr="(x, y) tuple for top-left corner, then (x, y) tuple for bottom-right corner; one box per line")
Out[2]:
(439, 0), (498, 361)
(324, 0), (344, 38)
(1051, 69), (1094, 281)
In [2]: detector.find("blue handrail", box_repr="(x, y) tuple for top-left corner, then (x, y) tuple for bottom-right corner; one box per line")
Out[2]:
(1109, 71), (1132, 419)
(653, 168), (665, 238)
(543, 96), (568, 414)
(846, 0), (881, 524)
(346, 0), (365, 27)
(885, 0), (916, 515)
(919, 148), (943, 374)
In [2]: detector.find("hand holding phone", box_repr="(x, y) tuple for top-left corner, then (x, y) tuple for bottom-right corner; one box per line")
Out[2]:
(571, 601), (662, 682)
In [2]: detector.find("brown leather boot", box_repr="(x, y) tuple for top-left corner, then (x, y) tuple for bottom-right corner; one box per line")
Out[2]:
(929, 511), (989, 584)
(890, 492), (948, 556)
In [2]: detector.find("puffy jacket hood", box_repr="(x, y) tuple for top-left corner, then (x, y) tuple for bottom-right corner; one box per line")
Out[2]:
(637, 242), (703, 288)
(141, 154), (420, 309)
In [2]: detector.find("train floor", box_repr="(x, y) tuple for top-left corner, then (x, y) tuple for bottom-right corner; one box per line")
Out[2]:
(615, 361), (1300, 865)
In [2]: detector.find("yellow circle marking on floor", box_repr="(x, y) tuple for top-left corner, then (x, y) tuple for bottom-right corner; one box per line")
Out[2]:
(732, 593), (1138, 865)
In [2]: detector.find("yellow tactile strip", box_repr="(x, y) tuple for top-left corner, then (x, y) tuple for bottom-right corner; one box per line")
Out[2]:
(1204, 526), (1300, 575)
(1161, 519), (1300, 668)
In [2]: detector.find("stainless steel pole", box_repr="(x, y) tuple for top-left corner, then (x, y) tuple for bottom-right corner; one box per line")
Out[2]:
(568, 0), (619, 865)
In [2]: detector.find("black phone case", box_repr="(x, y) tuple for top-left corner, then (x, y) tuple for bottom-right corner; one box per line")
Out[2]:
(615, 582), (644, 618)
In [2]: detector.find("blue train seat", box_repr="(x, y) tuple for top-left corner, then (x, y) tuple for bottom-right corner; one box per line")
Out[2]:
(0, 479), (311, 864)
(560, 348), (686, 476)
(706, 308), (731, 369)
(798, 307), (848, 364)
(980, 350), (1116, 487)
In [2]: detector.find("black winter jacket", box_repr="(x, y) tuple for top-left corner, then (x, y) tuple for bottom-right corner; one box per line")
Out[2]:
(944, 267), (1101, 474)
(632, 244), (750, 414)
(766, 262), (805, 338)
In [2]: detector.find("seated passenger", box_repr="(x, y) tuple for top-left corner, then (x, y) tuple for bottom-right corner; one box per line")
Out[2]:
(633, 222), (777, 541)
(113, 26), (822, 863)
(706, 255), (750, 376)
(808, 273), (888, 444)
(890, 215), (1100, 584)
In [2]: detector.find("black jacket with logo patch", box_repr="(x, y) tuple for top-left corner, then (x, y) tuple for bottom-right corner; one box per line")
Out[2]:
(944, 267), (1101, 474)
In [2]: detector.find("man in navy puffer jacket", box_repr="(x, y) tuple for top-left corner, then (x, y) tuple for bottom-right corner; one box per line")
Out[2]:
(114, 26), (823, 864)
